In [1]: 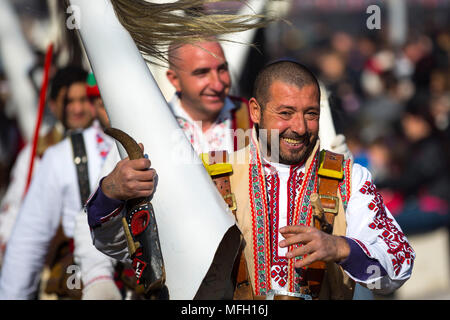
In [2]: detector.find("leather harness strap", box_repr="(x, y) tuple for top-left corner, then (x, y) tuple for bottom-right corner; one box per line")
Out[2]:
(229, 96), (252, 151)
(201, 151), (252, 299)
(69, 131), (91, 205)
(317, 150), (344, 227)
(43, 132), (90, 300)
(300, 150), (344, 299)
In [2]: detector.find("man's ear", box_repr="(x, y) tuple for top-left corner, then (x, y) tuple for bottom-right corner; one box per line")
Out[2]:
(166, 69), (181, 92)
(249, 97), (261, 125)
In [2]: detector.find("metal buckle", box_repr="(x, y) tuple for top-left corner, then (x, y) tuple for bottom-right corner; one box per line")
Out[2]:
(266, 289), (312, 300)
(319, 194), (339, 215)
(223, 193), (237, 212)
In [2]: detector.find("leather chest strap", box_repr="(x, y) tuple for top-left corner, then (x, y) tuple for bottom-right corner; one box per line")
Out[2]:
(300, 150), (344, 299)
(201, 150), (252, 300)
(317, 150), (344, 229)
(69, 132), (91, 206)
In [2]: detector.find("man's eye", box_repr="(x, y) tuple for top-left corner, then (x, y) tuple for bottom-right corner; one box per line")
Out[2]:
(192, 69), (209, 76)
(279, 111), (292, 118)
(306, 112), (319, 119)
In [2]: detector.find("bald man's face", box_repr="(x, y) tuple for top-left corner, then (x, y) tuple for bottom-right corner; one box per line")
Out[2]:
(166, 42), (231, 120)
(250, 81), (320, 165)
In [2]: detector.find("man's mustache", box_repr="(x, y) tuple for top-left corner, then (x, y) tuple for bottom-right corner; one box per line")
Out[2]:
(280, 131), (311, 144)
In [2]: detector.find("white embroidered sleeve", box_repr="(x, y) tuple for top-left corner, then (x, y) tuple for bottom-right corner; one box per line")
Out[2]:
(345, 164), (415, 294)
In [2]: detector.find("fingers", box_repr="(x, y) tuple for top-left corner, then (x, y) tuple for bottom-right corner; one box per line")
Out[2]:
(129, 168), (156, 182)
(279, 225), (332, 267)
(279, 225), (310, 236)
(279, 225), (315, 245)
(285, 242), (312, 259)
(279, 232), (313, 248)
(132, 184), (156, 198)
(294, 252), (320, 269)
(103, 156), (157, 200)
(128, 158), (151, 170)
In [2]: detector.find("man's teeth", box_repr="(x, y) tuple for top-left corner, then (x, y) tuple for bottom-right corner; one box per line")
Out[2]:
(283, 137), (302, 144)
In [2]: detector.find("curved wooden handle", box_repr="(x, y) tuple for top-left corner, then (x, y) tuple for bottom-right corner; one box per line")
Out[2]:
(105, 127), (148, 209)
(104, 127), (144, 160)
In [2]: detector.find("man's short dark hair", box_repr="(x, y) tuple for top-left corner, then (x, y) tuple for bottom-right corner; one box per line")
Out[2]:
(252, 60), (320, 107)
(49, 65), (88, 101)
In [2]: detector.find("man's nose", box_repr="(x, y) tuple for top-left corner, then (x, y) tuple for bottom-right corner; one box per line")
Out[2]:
(71, 100), (86, 114)
(209, 71), (226, 92)
(290, 114), (307, 136)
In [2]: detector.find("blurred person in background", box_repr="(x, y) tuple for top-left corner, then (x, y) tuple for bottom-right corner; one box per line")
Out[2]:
(0, 66), (88, 264)
(0, 73), (110, 300)
(358, 51), (407, 144)
(376, 93), (450, 235)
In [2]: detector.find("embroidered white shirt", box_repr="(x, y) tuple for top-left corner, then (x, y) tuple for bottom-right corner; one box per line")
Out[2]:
(0, 123), (114, 299)
(168, 94), (236, 154)
(263, 158), (306, 291)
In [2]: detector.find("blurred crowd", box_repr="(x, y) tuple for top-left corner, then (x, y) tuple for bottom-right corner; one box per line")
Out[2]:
(271, 7), (450, 236)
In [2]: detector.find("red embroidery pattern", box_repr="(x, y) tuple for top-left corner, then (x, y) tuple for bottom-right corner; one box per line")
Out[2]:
(264, 164), (304, 288)
(265, 166), (285, 287)
(350, 237), (372, 258)
(96, 132), (111, 161)
(288, 152), (319, 292)
(287, 166), (304, 226)
(270, 265), (288, 287)
(249, 136), (322, 294)
(360, 181), (415, 275)
(338, 159), (352, 210)
(249, 135), (272, 295)
(176, 117), (229, 154)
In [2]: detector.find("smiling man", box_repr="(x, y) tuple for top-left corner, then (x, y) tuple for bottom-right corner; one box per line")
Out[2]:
(165, 40), (252, 154)
(228, 61), (414, 299)
(251, 80), (320, 166)
(85, 60), (414, 300)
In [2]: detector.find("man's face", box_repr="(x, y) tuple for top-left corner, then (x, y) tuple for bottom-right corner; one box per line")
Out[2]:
(65, 82), (94, 129)
(250, 81), (320, 165)
(166, 41), (231, 120)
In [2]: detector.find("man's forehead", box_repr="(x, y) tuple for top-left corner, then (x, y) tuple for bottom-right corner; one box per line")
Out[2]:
(67, 82), (87, 96)
(175, 42), (226, 65)
(268, 81), (319, 102)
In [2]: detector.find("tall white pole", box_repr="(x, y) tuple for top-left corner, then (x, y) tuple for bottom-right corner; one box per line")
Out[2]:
(318, 83), (337, 150)
(387, 0), (408, 47)
(70, 0), (236, 299)
(220, 0), (269, 92)
(0, 0), (38, 142)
